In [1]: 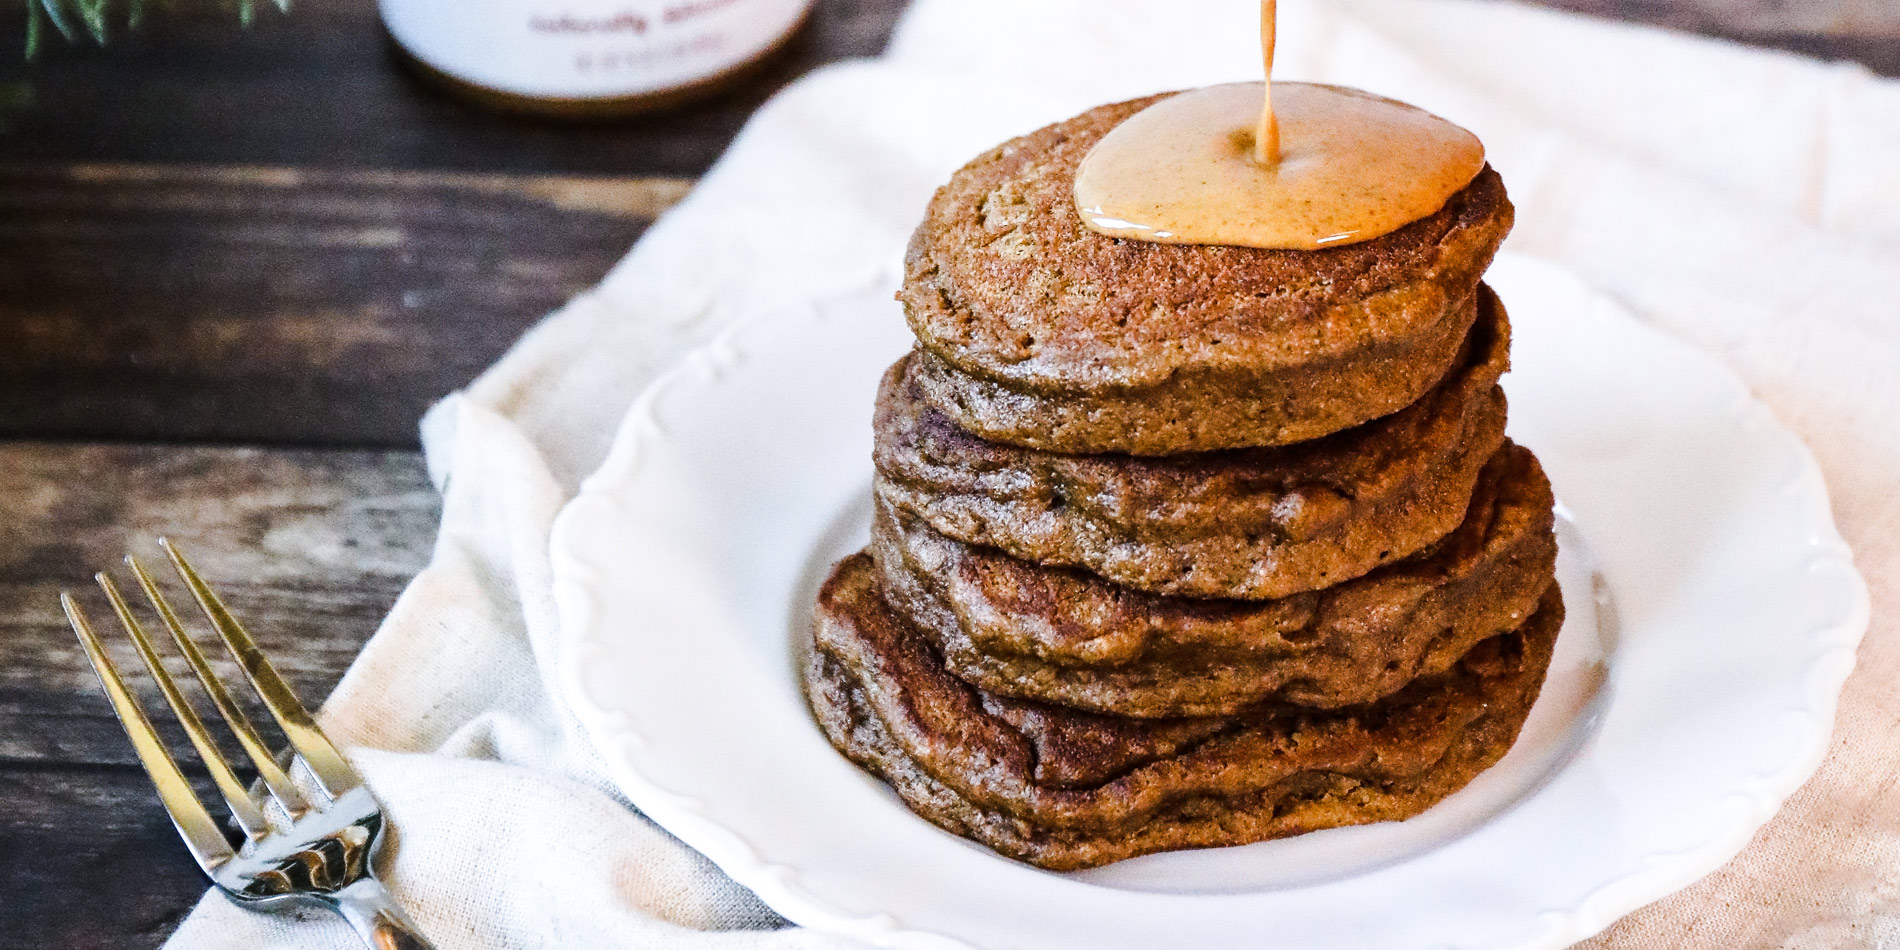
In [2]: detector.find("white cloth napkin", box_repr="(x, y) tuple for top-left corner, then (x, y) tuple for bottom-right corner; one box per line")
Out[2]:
(165, 1), (1900, 947)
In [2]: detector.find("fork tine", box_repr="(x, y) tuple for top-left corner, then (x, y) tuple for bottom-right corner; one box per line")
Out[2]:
(62, 593), (238, 872)
(98, 573), (273, 838)
(160, 539), (362, 797)
(127, 555), (311, 818)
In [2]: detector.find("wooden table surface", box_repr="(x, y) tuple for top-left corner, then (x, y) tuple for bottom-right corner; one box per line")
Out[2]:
(1, 1), (1893, 946)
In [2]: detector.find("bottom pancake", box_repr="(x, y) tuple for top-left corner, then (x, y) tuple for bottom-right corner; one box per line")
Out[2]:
(804, 553), (1562, 871)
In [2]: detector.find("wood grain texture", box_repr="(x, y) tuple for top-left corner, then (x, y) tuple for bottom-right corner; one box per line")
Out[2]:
(0, 0), (906, 448)
(0, 163), (686, 446)
(1532, 0), (1900, 38)
(0, 0), (907, 175)
(1529, 0), (1900, 74)
(0, 440), (438, 764)
(0, 441), (435, 942)
(0, 767), (310, 947)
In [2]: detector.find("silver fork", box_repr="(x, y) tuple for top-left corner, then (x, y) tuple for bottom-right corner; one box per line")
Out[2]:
(62, 539), (435, 950)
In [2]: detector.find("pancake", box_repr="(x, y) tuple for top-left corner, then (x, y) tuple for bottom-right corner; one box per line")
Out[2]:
(899, 93), (1514, 455)
(804, 554), (1561, 871)
(873, 441), (1556, 717)
(876, 286), (1511, 601)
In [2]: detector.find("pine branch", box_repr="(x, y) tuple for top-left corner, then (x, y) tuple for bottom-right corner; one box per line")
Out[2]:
(22, 0), (290, 59)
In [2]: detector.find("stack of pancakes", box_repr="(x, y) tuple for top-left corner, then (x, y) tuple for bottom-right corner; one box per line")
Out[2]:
(804, 95), (1563, 871)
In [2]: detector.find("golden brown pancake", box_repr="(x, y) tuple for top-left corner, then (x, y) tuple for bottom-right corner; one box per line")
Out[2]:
(877, 287), (1511, 601)
(804, 554), (1561, 871)
(900, 93), (1514, 455)
(872, 442), (1556, 717)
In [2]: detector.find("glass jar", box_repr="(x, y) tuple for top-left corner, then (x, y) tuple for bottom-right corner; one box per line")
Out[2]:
(380, 0), (815, 118)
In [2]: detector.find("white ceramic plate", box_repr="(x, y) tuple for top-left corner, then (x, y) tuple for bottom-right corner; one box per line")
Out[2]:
(550, 253), (1869, 950)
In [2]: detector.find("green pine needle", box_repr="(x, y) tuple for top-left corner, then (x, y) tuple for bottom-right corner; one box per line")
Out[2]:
(76, 0), (111, 43)
(21, 0), (290, 58)
(23, 0), (41, 58)
(36, 0), (82, 44)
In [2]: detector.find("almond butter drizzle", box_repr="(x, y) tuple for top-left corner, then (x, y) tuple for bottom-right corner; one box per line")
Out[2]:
(1072, 2), (1485, 251)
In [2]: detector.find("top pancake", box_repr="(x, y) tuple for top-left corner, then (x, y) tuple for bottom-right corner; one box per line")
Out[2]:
(901, 93), (1514, 455)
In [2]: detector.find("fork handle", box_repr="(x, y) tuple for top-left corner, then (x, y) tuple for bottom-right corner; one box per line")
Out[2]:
(325, 877), (437, 950)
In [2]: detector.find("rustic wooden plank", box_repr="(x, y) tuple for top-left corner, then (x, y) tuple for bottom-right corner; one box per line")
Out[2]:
(0, 767), (249, 946)
(0, 439), (435, 947)
(0, 440), (438, 766)
(1528, 0), (1900, 38)
(0, 0), (908, 176)
(1518, 1), (1900, 74)
(0, 0), (898, 450)
(1751, 32), (1900, 76)
(0, 164), (687, 446)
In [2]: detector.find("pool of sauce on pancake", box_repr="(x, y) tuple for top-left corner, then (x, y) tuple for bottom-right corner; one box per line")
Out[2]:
(1072, 0), (1486, 251)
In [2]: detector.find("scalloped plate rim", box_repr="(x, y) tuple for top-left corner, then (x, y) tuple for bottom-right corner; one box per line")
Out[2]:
(549, 252), (1870, 950)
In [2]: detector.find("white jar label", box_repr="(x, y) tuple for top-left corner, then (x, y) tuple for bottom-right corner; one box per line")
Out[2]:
(380, 0), (814, 99)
